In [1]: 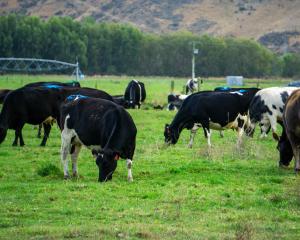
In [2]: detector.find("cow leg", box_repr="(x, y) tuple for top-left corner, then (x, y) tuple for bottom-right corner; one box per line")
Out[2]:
(40, 123), (51, 146)
(37, 124), (42, 138)
(270, 117), (279, 141)
(71, 144), (82, 178)
(12, 130), (19, 146)
(126, 159), (133, 182)
(237, 127), (244, 149)
(13, 125), (25, 146)
(219, 130), (224, 138)
(19, 128), (25, 146)
(61, 131), (72, 179)
(188, 125), (199, 148)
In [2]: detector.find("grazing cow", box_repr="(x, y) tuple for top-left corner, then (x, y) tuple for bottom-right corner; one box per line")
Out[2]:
(60, 97), (137, 182)
(277, 89), (300, 172)
(0, 85), (113, 146)
(167, 93), (188, 111)
(0, 89), (12, 104)
(164, 89), (259, 148)
(124, 80), (146, 109)
(185, 78), (198, 95)
(246, 87), (298, 140)
(182, 88), (260, 148)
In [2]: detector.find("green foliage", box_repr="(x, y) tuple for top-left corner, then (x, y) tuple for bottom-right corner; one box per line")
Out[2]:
(37, 163), (62, 178)
(282, 53), (300, 77)
(0, 14), (297, 77)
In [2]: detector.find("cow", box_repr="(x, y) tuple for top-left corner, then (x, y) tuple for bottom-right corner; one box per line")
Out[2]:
(60, 96), (137, 182)
(185, 78), (198, 95)
(0, 89), (12, 104)
(23, 81), (81, 138)
(24, 81), (80, 88)
(246, 87), (298, 140)
(164, 89), (259, 149)
(0, 85), (113, 147)
(277, 89), (300, 172)
(174, 88), (260, 148)
(166, 93), (188, 111)
(124, 80), (146, 109)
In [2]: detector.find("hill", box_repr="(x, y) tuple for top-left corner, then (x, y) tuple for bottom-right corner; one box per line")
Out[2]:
(1, 0), (300, 53)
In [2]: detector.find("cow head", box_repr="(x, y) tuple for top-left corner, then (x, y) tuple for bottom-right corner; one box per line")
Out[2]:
(164, 124), (179, 144)
(95, 150), (119, 182)
(277, 134), (293, 167)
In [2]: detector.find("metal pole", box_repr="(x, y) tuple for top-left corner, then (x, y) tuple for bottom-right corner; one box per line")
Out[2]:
(76, 61), (79, 81)
(192, 42), (195, 80)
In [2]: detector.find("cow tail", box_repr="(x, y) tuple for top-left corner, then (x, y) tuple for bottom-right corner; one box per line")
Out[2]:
(130, 84), (135, 106)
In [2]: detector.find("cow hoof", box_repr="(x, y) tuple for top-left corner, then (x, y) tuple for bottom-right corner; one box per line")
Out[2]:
(40, 143), (46, 147)
(12, 143), (17, 146)
(128, 177), (133, 182)
(295, 168), (300, 174)
(64, 175), (70, 180)
(72, 172), (78, 178)
(188, 144), (193, 148)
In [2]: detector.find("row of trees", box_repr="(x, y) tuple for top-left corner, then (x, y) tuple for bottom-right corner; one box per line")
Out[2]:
(0, 14), (299, 77)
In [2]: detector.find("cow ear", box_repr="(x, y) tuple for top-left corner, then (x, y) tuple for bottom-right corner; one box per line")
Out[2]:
(114, 153), (120, 161)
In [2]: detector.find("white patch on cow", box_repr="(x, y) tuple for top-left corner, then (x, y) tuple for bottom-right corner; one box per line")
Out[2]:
(229, 91), (243, 96)
(178, 94), (188, 100)
(71, 144), (81, 177)
(205, 128), (211, 148)
(126, 159), (133, 182)
(250, 87), (299, 138)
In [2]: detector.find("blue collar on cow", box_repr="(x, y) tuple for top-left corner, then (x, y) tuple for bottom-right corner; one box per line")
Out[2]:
(66, 94), (89, 101)
(43, 84), (63, 89)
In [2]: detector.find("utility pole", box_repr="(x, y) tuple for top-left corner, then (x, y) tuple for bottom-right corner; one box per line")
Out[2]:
(191, 41), (199, 80)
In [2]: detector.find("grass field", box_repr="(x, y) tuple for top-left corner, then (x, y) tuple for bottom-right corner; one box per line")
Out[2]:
(0, 75), (299, 239)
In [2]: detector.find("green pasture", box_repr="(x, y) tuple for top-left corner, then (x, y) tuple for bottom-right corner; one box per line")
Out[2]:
(0, 75), (299, 239)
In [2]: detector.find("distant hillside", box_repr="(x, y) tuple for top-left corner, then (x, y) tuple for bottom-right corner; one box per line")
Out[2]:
(1, 0), (300, 53)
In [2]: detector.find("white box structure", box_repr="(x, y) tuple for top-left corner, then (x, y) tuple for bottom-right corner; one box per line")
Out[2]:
(226, 76), (244, 86)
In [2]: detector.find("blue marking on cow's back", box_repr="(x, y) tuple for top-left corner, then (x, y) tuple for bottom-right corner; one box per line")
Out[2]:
(43, 84), (62, 89)
(217, 86), (231, 91)
(66, 94), (89, 101)
(238, 89), (247, 93)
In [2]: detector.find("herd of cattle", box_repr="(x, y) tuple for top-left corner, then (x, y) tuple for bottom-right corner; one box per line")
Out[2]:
(0, 78), (300, 182)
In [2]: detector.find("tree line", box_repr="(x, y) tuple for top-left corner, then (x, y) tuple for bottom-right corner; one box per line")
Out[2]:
(0, 14), (299, 78)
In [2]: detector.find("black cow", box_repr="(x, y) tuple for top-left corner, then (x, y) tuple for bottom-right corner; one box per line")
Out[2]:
(25, 81), (80, 88)
(124, 80), (146, 109)
(23, 81), (80, 138)
(60, 97), (137, 182)
(277, 89), (300, 172)
(0, 89), (12, 104)
(164, 89), (259, 148)
(0, 85), (113, 147)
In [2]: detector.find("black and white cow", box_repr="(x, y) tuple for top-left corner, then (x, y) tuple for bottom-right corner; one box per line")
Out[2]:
(277, 89), (300, 172)
(246, 87), (298, 140)
(60, 96), (137, 182)
(178, 88), (260, 147)
(124, 80), (146, 109)
(0, 85), (113, 146)
(164, 89), (259, 148)
(185, 78), (198, 95)
(166, 93), (188, 111)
